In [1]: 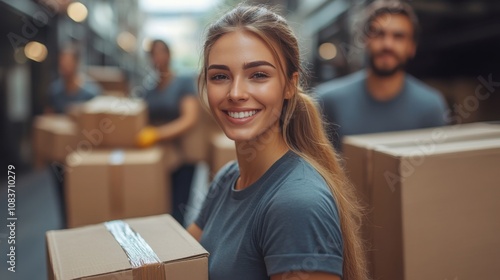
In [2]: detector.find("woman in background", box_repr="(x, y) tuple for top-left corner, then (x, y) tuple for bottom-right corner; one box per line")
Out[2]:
(188, 5), (368, 280)
(137, 39), (200, 226)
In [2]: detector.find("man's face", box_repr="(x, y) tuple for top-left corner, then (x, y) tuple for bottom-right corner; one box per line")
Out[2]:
(59, 52), (78, 79)
(365, 13), (416, 76)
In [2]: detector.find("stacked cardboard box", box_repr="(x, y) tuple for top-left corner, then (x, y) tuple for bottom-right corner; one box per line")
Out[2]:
(180, 106), (220, 164)
(46, 214), (209, 280)
(86, 65), (128, 93)
(78, 96), (147, 148)
(65, 146), (169, 228)
(32, 115), (78, 167)
(343, 123), (500, 279)
(209, 133), (237, 175)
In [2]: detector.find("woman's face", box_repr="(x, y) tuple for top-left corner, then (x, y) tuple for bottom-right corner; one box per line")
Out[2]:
(150, 43), (170, 72)
(206, 30), (290, 143)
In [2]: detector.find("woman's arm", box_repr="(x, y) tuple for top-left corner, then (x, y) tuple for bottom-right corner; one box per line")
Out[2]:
(156, 95), (200, 141)
(187, 223), (203, 242)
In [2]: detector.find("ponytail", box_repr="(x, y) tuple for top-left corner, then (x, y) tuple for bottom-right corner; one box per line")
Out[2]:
(282, 89), (369, 280)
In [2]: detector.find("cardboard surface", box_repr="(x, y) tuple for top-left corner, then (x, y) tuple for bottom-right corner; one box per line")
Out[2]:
(46, 214), (208, 280)
(65, 147), (169, 228)
(179, 107), (219, 164)
(209, 133), (236, 175)
(78, 96), (147, 148)
(32, 115), (79, 165)
(343, 123), (500, 279)
(86, 66), (128, 93)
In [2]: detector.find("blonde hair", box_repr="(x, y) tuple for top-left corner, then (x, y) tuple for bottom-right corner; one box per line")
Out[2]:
(199, 5), (368, 280)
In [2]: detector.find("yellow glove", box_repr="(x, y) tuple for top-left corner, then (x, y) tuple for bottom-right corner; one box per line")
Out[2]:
(136, 126), (160, 148)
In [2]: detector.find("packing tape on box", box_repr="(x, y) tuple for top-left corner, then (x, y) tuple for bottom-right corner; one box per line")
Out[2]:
(105, 220), (165, 279)
(109, 150), (125, 218)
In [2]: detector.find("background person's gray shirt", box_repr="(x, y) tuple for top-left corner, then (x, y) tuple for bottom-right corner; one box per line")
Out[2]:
(317, 70), (448, 151)
(143, 75), (196, 125)
(195, 151), (343, 280)
(48, 77), (101, 114)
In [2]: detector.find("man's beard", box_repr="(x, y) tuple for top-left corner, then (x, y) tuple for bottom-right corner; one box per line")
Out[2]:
(368, 50), (408, 77)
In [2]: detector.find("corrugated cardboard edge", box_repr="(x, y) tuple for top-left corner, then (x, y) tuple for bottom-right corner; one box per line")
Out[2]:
(357, 134), (500, 280)
(46, 214), (208, 280)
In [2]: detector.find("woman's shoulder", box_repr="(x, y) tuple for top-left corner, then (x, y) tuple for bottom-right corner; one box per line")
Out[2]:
(210, 160), (239, 188)
(270, 155), (337, 211)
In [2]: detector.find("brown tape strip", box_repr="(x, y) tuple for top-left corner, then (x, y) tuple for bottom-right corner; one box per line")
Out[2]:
(104, 220), (165, 279)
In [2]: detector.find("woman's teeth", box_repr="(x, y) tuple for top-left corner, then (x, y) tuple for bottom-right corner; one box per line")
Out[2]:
(228, 110), (258, 119)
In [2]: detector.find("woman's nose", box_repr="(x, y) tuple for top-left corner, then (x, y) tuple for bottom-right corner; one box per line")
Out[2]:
(228, 77), (248, 101)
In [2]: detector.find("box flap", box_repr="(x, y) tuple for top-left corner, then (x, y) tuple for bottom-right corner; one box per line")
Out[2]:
(83, 96), (145, 115)
(126, 215), (209, 263)
(46, 214), (208, 280)
(34, 115), (77, 135)
(46, 223), (131, 280)
(66, 147), (164, 167)
(375, 137), (500, 157)
(343, 122), (500, 149)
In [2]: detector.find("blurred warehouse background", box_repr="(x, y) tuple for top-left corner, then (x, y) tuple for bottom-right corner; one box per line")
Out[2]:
(1, 0), (500, 170)
(0, 1), (500, 279)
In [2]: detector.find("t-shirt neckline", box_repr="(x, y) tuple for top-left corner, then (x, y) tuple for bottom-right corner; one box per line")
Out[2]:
(230, 150), (296, 200)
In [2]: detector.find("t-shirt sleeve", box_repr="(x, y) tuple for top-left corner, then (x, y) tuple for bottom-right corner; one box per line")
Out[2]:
(194, 161), (236, 230)
(422, 91), (449, 127)
(181, 76), (196, 97)
(260, 178), (344, 277)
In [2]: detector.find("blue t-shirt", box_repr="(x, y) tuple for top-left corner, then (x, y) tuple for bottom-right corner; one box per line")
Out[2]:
(48, 77), (101, 114)
(143, 75), (196, 125)
(195, 151), (343, 280)
(317, 70), (448, 151)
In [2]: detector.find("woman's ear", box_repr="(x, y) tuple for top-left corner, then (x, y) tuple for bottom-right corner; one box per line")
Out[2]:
(285, 72), (299, 99)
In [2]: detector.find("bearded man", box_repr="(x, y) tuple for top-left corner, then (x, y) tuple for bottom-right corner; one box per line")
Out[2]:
(318, 0), (448, 151)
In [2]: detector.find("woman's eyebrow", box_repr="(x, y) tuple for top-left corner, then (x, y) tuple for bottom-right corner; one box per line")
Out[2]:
(207, 64), (230, 71)
(243, 60), (276, 69)
(207, 60), (276, 71)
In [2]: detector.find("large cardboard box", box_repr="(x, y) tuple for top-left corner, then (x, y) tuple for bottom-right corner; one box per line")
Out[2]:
(65, 147), (169, 228)
(209, 133), (236, 175)
(78, 96), (147, 148)
(33, 115), (78, 167)
(343, 123), (500, 280)
(46, 214), (209, 280)
(179, 106), (220, 164)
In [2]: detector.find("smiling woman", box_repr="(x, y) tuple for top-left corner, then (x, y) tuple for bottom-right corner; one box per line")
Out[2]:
(188, 4), (368, 280)
(206, 30), (289, 143)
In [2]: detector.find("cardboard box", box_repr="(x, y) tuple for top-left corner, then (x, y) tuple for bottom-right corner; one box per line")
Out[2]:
(65, 147), (169, 228)
(33, 115), (78, 166)
(78, 96), (147, 148)
(209, 133), (236, 175)
(46, 214), (209, 280)
(180, 107), (220, 164)
(343, 123), (500, 280)
(86, 65), (128, 93)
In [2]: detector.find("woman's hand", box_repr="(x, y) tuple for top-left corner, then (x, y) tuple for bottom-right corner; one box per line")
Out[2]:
(136, 126), (160, 148)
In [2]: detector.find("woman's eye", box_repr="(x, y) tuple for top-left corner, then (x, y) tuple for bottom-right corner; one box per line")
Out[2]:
(210, 74), (228, 81)
(251, 72), (269, 79)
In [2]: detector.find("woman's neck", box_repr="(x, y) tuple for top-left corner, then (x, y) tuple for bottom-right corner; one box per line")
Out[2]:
(234, 126), (289, 190)
(64, 74), (81, 94)
(156, 70), (173, 90)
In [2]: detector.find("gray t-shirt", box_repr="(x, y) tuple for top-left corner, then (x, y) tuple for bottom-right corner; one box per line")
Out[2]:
(317, 70), (448, 151)
(48, 77), (101, 114)
(143, 75), (196, 125)
(195, 151), (343, 280)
